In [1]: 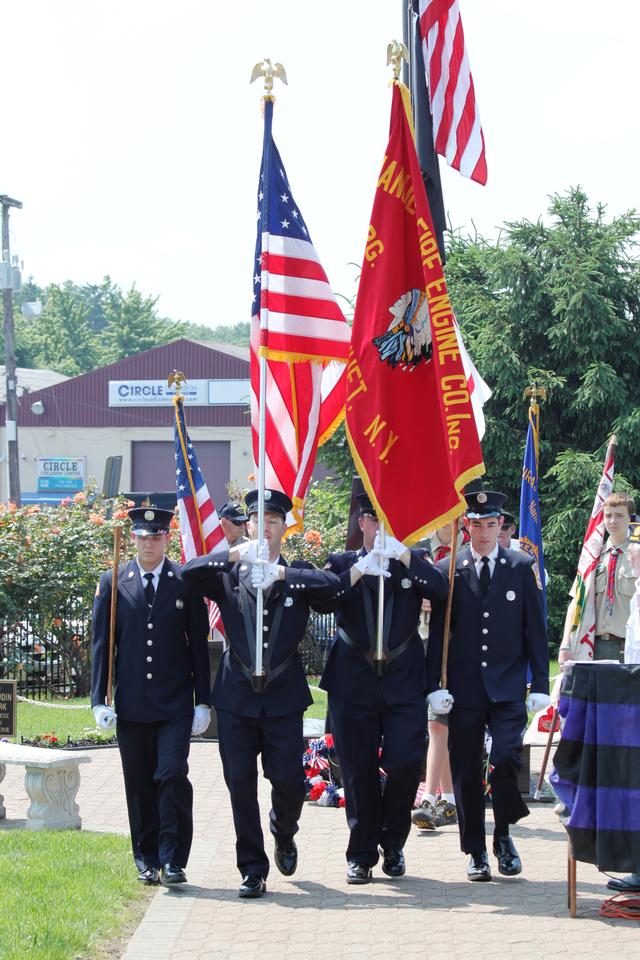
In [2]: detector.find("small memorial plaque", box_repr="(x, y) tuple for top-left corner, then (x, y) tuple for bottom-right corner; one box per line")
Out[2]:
(0, 680), (17, 737)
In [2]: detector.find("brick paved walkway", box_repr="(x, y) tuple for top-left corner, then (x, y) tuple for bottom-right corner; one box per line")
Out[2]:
(2, 743), (638, 958)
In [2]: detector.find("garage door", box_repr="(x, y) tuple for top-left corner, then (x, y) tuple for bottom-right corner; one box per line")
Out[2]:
(131, 441), (230, 508)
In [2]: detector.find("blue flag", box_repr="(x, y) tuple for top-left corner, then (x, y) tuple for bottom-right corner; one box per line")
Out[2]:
(519, 403), (547, 621)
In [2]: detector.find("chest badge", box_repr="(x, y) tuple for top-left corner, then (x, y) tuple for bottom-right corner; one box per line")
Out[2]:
(284, 596), (294, 607)
(506, 590), (516, 601)
(175, 598), (184, 609)
(401, 578), (411, 589)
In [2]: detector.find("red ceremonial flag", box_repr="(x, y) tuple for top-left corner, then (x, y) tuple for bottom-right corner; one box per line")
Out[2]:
(346, 81), (484, 544)
(418, 0), (487, 185)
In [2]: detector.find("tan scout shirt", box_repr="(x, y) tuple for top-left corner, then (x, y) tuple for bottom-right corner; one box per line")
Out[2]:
(594, 538), (635, 637)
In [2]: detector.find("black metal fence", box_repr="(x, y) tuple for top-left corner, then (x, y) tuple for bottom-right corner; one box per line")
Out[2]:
(0, 609), (336, 699)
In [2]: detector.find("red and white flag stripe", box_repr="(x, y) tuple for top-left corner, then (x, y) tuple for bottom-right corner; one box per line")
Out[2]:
(418, 0), (487, 185)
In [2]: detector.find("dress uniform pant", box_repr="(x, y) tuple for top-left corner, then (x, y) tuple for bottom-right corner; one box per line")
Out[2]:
(329, 690), (427, 866)
(117, 716), (193, 870)
(217, 709), (305, 879)
(448, 698), (529, 854)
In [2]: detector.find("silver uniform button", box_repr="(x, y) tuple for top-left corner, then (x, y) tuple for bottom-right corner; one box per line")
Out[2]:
(263, 625), (268, 632)
(482, 628), (488, 635)
(146, 673), (153, 679)
(147, 656), (152, 662)
(483, 612), (489, 618)
(147, 623), (153, 630)
(263, 609), (268, 616)
(147, 639), (153, 646)
(263, 642), (268, 648)
(481, 661), (487, 668)
(482, 645), (488, 651)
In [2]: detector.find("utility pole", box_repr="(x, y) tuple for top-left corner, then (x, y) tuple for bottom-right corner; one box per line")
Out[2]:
(1, 194), (23, 506)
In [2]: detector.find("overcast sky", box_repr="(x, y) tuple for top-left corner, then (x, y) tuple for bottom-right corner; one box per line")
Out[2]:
(4, 1), (639, 330)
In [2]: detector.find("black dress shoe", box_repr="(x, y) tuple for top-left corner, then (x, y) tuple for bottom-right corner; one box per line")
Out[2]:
(160, 863), (187, 885)
(346, 861), (373, 884)
(137, 866), (160, 885)
(492, 835), (522, 876)
(274, 836), (298, 876)
(467, 851), (492, 882)
(380, 848), (406, 878)
(607, 873), (640, 893)
(239, 874), (267, 898)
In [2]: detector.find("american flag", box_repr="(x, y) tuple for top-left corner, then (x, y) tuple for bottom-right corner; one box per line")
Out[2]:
(418, 0), (487, 185)
(251, 98), (349, 532)
(173, 394), (225, 633)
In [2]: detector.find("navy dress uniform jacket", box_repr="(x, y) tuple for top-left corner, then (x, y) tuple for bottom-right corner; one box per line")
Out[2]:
(91, 557), (210, 722)
(318, 550), (448, 707)
(428, 545), (549, 705)
(182, 551), (340, 719)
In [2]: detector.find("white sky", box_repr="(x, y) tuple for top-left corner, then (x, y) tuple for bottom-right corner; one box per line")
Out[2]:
(4, 1), (639, 328)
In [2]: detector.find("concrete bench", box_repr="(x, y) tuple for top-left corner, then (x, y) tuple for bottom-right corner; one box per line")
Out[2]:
(0, 742), (91, 830)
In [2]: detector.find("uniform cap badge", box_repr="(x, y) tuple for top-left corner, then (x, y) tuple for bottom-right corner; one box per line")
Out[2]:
(285, 596), (294, 607)
(144, 510), (155, 521)
(477, 492), (487, 504)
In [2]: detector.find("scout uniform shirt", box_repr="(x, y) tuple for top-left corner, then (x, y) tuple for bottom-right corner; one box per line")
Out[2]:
(594, 538), (635, 638)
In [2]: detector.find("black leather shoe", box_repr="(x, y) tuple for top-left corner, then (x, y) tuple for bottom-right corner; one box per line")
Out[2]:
(607, 873), (640, 893)
(274, 836), (298, 876)
(492, 835), (522, 876)
(467, 851), (492, 882)
(160, 863), (187, 885)
(239, 874), (267, 898)
(380, 848), (406, 878)
(346, 861), (373, 884)
(137, 866), (160, 885)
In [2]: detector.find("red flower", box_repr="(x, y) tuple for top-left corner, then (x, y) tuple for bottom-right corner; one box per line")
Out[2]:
(309, 782), (326, 801)
(324, 734), (334, 748)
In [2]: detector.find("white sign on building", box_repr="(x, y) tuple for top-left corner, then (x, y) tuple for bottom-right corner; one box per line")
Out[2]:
(37, 457), (86, 492)
(108, 380), (251, 407)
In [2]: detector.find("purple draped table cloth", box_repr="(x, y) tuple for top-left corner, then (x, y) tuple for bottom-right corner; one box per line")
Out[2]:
(550, 662), (640, 872)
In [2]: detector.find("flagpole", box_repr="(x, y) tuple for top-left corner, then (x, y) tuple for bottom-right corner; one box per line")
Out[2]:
(439, 519), (458, 689)
(374, 523), (387, 675)
(251, 60), (287, 691)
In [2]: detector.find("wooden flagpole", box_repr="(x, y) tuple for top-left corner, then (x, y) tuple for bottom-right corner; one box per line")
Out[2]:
(106, 524), (122, 707)
(439, 519), (459, 689)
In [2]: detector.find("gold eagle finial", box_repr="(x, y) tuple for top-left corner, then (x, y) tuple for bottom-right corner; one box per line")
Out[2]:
(386, 40), (409, 80)
(167, 370), (187, 395)
(250, 59), (288, 100)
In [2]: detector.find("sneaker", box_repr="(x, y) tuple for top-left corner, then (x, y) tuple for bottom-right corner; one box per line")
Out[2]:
(434, 799), (458, 826)
(411, 799), (437, 830)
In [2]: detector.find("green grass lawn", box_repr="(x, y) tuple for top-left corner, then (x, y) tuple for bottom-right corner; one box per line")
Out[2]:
(15, 687), (329, 743)
(0, 830), (152, 960)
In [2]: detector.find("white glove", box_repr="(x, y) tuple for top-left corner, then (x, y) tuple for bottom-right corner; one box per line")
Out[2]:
(354, 552), (390, 578)
(374, 531), (407, 561)
(427, 689), (454, 715)
(191, 704), (211, 736)
(237, 538), (268, 563)
(527, 692), (552, 713)
(93, 704), (117, 730)
(251, 559), (280, 589)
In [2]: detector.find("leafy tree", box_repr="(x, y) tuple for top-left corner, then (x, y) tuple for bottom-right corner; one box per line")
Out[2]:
(27, 282), (101, 376)
(446, 187), (640, 645)
(99, 282), (180, 363)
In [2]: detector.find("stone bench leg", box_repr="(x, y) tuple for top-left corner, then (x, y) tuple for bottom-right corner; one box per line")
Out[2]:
(0, 763), (5, 819)
(24, 764), (82, 830)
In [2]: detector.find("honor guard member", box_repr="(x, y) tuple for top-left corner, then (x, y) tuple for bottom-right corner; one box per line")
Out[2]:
(428, 488), (550, 882)
(219, 500), (249, 547)
(91, 506), (211, 887)
(317, 493), (448, 884)
(182, 488), (340, 899)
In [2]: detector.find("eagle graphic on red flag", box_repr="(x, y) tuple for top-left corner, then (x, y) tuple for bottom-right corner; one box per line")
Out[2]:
(346, 81), (484, 544)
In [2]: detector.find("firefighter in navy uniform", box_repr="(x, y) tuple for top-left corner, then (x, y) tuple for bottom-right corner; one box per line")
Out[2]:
(317, 493), (448, 884)
(182, 488), (340, 899)
(428, 488), (550, 882)
(91, 506), (210, 887)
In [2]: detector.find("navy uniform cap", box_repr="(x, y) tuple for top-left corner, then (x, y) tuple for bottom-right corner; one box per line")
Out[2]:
(219, 501), (249, 524)
(465, 490), (507, 519)
(244, 488), (292, 520)
(128, 506), (174, 536)
(355, 492), (378, 518)
(501, 510), (516, 527)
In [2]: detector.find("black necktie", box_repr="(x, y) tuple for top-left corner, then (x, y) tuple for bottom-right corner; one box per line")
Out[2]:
(479, 556), (491, 597)
(143, 572), (155, 607)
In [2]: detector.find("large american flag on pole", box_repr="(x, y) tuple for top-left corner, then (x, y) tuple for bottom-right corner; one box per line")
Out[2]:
(251, 98), (350, 533)
(173, 393), (225, 634)
(418, 0), (487, 184)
